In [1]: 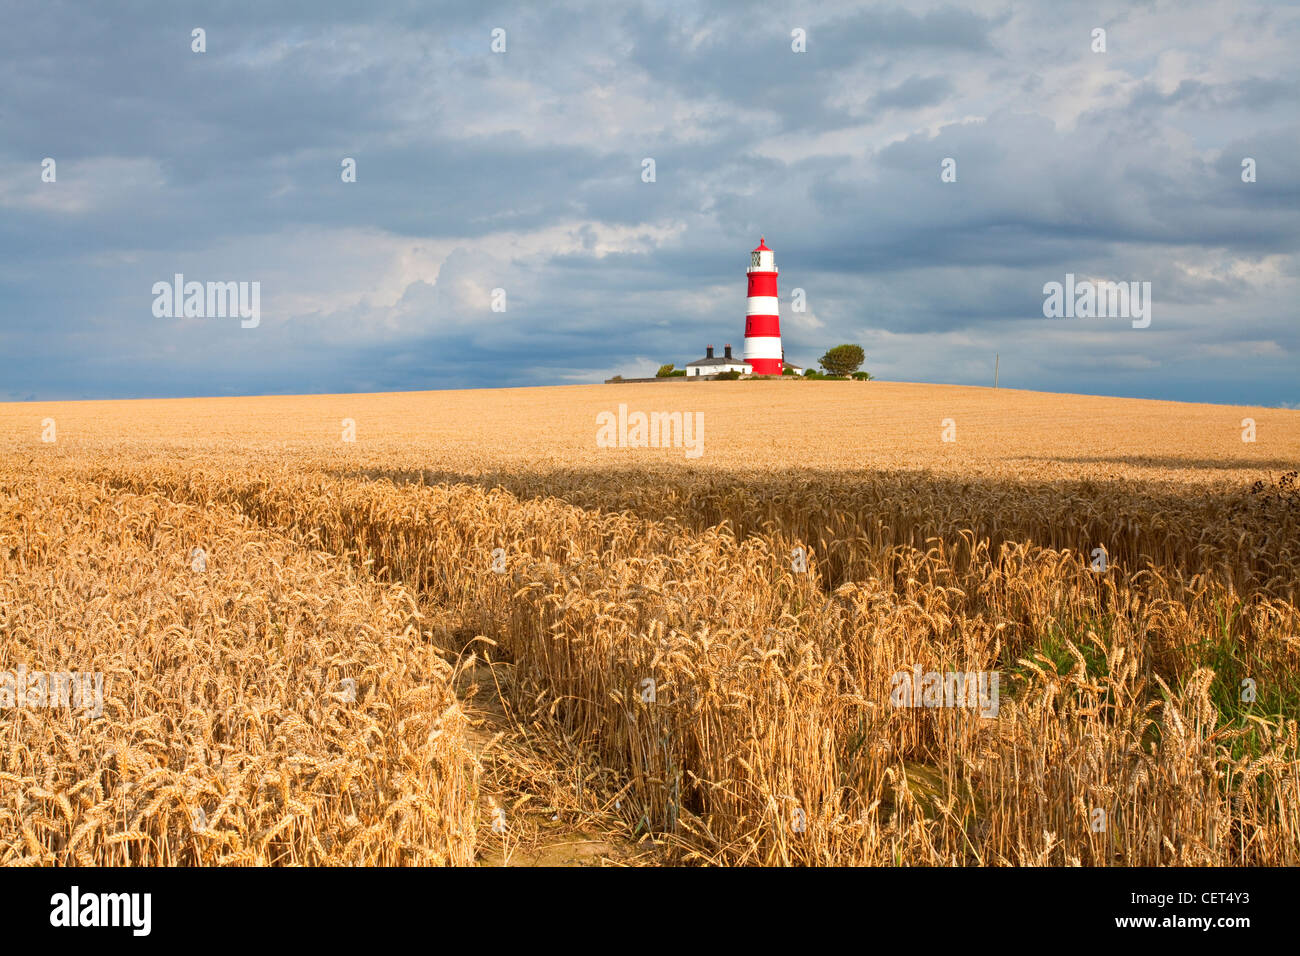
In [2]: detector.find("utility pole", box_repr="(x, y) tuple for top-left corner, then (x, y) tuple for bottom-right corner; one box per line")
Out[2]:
(994, 353), (1000, 389)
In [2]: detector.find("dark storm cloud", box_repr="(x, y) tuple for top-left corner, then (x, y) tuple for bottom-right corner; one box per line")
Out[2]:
(0, 0), (1297, 405)
(617, 4), (997, 132)
(867, 74), (954, 111)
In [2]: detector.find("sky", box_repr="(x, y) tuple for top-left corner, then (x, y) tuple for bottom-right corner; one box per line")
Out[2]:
(1, 0), (1297, 405)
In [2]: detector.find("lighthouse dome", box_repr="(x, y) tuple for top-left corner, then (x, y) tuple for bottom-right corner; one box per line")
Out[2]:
(748, 237), (776, 273)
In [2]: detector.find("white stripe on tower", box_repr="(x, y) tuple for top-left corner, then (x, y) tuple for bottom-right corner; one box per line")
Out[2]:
(743, 337), (783, 360)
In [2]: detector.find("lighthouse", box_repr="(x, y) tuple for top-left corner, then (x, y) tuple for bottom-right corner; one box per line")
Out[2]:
(743, 237), (783, 375)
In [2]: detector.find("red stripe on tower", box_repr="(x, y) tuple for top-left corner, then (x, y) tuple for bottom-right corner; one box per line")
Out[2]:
(743, 237), (782, 375)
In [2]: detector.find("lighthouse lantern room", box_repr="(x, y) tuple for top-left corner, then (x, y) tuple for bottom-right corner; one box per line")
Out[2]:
(743, 237), (783, 375)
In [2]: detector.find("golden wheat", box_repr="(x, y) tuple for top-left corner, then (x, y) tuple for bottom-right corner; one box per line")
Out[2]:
(2, 383), (1297, 865)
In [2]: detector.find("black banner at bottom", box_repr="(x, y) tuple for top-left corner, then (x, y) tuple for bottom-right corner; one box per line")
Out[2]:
(0, 865), (1276, 943)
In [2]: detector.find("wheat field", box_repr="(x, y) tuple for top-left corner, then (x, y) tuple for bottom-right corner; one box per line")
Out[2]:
(2, 381), (1298, 866)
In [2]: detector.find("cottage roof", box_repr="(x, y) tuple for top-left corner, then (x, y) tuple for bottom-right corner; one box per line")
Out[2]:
(685, 355), (751, 367)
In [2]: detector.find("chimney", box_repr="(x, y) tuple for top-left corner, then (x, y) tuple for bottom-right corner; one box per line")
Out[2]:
(724, 344), (733, 359)
(706, 345), (714, 358)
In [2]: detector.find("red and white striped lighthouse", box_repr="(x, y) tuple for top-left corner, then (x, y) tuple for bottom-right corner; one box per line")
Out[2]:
(743, 237), (782, 375)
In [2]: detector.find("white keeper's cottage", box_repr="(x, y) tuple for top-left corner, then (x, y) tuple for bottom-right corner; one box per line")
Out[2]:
(684, 344), (752, 376)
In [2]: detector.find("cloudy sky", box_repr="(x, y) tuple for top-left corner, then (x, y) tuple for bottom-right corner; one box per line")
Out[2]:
(1, 0), (1296, 405)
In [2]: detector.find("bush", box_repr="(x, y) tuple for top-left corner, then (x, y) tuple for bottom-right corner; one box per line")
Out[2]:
(819, 344), (866, 377)
(851, 371), (872, 381)
(715, 370), (742, 380)
(655, 364), (675, 378)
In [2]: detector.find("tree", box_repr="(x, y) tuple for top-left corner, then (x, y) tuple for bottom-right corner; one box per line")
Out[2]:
(818, 344), (865, 377)
(656, 364), (676, 378)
